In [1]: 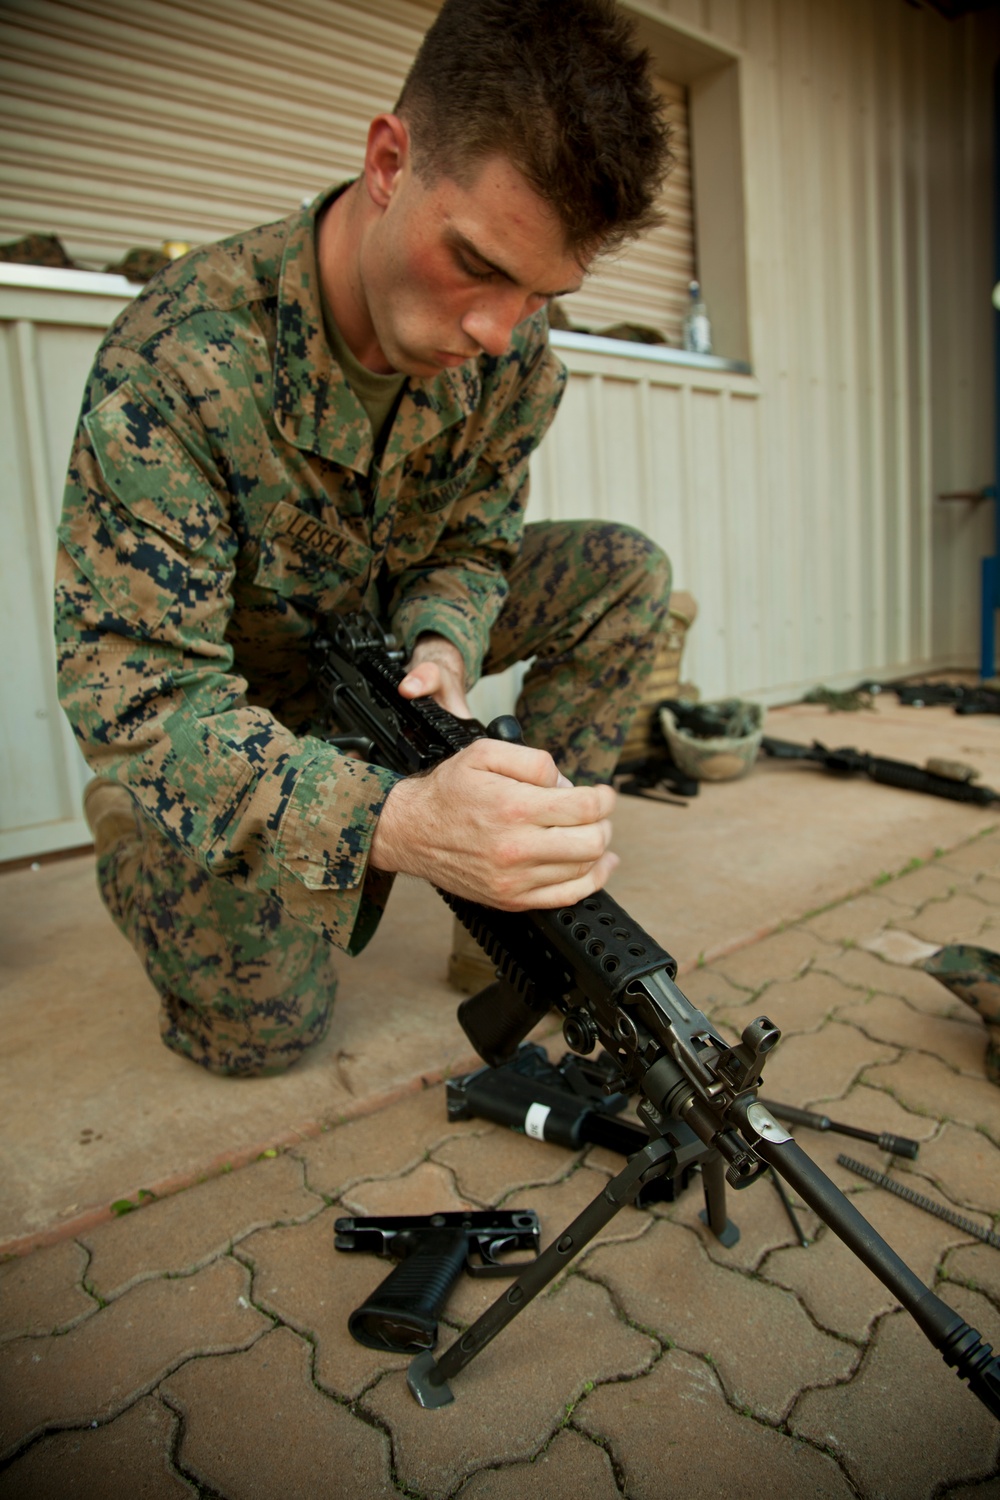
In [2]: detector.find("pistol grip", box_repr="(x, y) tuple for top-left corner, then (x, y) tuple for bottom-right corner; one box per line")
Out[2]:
(348, 1230), (469, 1352)
(458, 978), (549, 1068)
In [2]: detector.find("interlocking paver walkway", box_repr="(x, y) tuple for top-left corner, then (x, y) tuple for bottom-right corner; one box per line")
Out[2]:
(3, 835), (1000, 1495)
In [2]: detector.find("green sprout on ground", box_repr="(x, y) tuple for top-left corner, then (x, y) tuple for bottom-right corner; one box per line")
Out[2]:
(110, 1188), (156, 1217)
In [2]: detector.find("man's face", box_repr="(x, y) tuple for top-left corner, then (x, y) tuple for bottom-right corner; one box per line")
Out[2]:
(359, 149), (589, 377)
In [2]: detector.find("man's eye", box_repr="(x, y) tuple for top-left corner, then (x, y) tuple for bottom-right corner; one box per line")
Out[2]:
(458, 254), (496, 282)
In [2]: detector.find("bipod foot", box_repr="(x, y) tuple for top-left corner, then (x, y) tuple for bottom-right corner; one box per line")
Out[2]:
(405, 1137), (675, 1406)
(408, 1350), (454, 1408)
(698, 1207), (740, 1248)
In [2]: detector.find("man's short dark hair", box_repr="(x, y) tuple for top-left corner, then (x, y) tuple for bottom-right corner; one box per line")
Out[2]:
(396, 0), (673, 256)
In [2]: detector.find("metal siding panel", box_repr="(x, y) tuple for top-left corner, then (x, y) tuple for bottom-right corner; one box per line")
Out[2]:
(599, 377), (647, 530)
(0, 3), (697, 338)
(647, 381), (691, 589)
(0, 0), (425, 266)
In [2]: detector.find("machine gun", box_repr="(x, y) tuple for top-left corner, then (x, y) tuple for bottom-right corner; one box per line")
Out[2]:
(312, 611), (1000, 1418)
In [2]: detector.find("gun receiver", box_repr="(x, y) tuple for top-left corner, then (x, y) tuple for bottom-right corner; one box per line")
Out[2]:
(334, 1210), (541, 1352)
(313, 612), (1000, 1421)
(447, 1042), (699, 1205)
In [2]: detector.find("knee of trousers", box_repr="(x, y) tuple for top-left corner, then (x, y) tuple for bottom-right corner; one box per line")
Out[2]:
(149, 877), (339, 1078)
(96, 816), (338, 1077)
(158, 971), (337, 1079)
(609, 524), (673, 619)
(574, 522), (673, 641)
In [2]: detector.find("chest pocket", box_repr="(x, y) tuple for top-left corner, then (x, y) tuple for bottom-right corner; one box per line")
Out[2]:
(254, 500), (374, 610)
(390, 456), (480, 517)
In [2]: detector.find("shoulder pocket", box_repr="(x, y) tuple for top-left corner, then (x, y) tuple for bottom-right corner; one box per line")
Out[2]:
(84, 384), (222, 551)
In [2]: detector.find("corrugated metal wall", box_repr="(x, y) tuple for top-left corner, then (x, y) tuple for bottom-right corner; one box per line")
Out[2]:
(0, 0), (695, 343)
(0, 0), (430, 261)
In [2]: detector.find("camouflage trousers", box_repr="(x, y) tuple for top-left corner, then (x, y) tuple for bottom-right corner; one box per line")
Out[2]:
(96, 519), (671, 1076)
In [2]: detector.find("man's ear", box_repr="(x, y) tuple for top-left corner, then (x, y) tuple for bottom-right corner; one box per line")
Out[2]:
(364, 114), (411, 209)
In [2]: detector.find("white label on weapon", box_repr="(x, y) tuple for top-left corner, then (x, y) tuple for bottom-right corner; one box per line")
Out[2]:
(524, 1103), (551, 1141)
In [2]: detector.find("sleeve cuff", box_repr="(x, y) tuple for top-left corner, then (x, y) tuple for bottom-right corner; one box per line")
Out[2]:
(272, 746), (402, 955)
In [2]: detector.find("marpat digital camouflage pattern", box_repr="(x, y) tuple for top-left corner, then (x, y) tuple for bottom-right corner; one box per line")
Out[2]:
(55, 184), (671, 1074)
(922, 944), (1000, 1085)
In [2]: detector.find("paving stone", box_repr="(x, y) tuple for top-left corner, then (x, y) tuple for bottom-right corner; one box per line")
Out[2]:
(0, 1256), (269, 1461)
(775, 1079), (939, 1162)
(360, 1273), (656, 1499)
(663, 1163), (820, 1274)
(340, 1159), (473, 1217)
(712, 927), (835, 992)
(584, 1217), (856, 1422)
(874, 863), (966, 910)
(674, 965), (748, 1021)
(861, 929), (942, 965)
(431, 1123), (582, 1206)
(897, 892), (999, 947)
(454, 1428), (621, 1500)
(939, 833), (1000, 877)
(758, 1020), (897, 1104)
(714, 969), (863, 1041)
(945, 1242), (1000, 1304)
(864, 1053), (1000, 1145)
(444, 1164), (654, 1329)
(803, 891), (918, 945)
(915, 1121), (1000, 1216)
(0, 1238), (93, 1343)
(814, 945), (967, 1015)
(791, 1289), (1000, 1497)
(81, 1154), (325, 1300)
(835, 993), (986, 1077)
(574, 1347), (853, 1499)
(0, 1396), (195, 1499)
(295, 1084), (467, 1198)
(238, 1208), (409, 1401)
(761, 1181), (984, 1342)
(162, 1325), (397, 1499)
(943, 1481), (1000, 1500)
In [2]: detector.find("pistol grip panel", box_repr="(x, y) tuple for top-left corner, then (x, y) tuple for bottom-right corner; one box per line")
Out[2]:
(348, 1230), (469, 1352)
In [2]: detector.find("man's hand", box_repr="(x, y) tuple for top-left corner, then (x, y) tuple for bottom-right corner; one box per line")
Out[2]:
(369, 736), (619, 910)
(398, 634), (471, 718)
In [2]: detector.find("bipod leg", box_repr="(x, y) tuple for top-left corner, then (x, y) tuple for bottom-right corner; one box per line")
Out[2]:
(407, 1136), (675, 1408)
(698, 1149), (740, 1248)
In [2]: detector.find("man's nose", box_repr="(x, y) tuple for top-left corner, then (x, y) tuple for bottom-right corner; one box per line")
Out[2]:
(461, 293), (534, 358)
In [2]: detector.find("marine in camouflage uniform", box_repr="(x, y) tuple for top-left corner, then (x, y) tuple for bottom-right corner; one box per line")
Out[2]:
(56, 185), (671, 1076)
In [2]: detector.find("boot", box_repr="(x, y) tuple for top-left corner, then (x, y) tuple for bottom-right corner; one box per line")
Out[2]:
(83, 778), (139, 856)
(921, 944), (1000, 1084)
(446, 915), (497, 995)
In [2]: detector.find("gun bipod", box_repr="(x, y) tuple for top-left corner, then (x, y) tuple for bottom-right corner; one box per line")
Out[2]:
(407, 1130), (731, 1408)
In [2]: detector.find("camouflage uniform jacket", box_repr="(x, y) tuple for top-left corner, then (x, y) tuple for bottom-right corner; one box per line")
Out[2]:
(55, 188), (567, 953)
